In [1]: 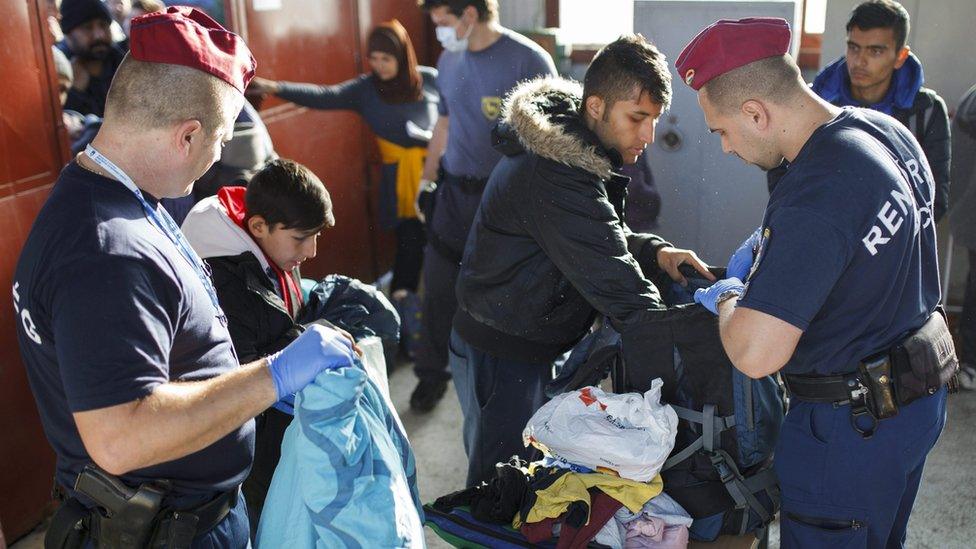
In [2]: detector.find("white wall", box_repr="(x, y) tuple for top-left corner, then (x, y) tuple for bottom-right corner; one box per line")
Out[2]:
(498, 0), (546, 30)
(820, 0), (976, 112)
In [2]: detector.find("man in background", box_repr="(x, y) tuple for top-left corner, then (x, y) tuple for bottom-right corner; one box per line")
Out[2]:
(57, 0), (126, 117)
(812, 0), (950, 221)
(410, 0), (557, 412)
(949, 83), (976, 390)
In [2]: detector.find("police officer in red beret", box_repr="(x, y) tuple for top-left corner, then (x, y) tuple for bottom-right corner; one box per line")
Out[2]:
(678, 18), (955, 548)
(14, 7), (356, 547)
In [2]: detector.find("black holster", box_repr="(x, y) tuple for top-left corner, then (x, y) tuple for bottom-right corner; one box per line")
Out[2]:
(890, 309), (960, 404)
(44, 465), (236, 549)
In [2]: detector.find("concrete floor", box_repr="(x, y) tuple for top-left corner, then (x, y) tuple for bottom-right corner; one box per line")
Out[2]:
(12, 363), (976, 548)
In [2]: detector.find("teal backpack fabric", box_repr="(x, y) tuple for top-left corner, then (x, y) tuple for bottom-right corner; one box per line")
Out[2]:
(255, 364), (425, 548)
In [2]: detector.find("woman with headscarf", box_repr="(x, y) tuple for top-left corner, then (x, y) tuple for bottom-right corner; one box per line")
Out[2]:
(249, 20), (437, 360)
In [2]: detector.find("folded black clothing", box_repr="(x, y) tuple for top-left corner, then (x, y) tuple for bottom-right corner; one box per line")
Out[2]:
(433, 457), (531, 524)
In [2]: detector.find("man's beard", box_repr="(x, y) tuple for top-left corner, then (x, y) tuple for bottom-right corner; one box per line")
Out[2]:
(79, 41), (112, 60)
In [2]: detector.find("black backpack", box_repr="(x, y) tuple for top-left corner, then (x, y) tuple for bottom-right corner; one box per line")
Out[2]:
(557, 268), (785, 542)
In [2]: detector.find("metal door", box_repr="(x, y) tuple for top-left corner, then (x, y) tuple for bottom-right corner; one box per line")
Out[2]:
(0, 0), (68, 540)
(228, 0), (379, 281)
(634, 0), (800, 264)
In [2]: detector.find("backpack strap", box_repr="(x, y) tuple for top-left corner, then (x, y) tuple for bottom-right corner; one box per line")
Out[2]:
(707, 449), (776, 534)
(662, 405), (780, 535)
(662, 404), (736, 470)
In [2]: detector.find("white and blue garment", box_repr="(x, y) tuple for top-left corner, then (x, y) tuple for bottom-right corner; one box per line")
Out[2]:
(256, 364), (425, 548)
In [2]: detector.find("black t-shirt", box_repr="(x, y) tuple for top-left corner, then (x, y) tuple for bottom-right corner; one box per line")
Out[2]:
(13, 161), (254, 500)
(738, 108), (941, 376)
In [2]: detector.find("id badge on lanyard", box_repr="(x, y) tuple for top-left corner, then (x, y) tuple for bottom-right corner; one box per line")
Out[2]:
(84, 145), (228, 327)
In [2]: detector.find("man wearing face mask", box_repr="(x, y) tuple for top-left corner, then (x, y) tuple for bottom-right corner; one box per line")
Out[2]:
(451, 36), (713, 486)
(57, 0), (126, 117)
(410, 0), (557, 412)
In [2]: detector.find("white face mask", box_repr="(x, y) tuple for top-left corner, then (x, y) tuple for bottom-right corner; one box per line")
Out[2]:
(436, 19), (473, 52)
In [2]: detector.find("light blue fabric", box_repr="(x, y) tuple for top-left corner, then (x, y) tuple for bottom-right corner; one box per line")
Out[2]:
(256, 364), (425, 548)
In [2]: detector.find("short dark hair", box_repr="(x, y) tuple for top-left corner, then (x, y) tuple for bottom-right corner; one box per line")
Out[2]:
(417, 0), (497, 22)
(702, 55), (803, 113)
(246, 159), (335, 232)
(847, 0), (910, 50)
(582, 34), (672, 113)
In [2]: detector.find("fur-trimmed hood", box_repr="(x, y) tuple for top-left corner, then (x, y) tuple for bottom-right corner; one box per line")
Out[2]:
(497, 76), (617, 180)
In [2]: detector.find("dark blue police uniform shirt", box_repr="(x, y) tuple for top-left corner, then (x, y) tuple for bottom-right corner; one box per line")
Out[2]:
(13, 162), (254, 500)
(738, 107), (940, 376)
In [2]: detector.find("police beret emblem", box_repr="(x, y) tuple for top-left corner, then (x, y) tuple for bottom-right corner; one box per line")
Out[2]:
(684, 69), (695, 86)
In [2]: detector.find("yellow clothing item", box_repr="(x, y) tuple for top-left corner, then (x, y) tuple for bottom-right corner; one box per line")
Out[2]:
(376, 137), (426, 219)
(514, 471), (664, 528)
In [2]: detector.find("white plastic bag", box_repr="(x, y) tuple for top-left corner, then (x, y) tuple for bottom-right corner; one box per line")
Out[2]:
(522, 379), (678, 482)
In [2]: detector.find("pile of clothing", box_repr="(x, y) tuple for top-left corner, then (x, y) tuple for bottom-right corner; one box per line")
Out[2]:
(428, 382), (689, 548)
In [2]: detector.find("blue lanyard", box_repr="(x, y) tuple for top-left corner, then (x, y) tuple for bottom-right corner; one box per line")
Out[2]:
(84, 145), (227, 326)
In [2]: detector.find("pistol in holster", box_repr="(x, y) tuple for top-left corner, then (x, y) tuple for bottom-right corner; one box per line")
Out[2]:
(45, 465), (172, 549)
(75, 464), (170, 548)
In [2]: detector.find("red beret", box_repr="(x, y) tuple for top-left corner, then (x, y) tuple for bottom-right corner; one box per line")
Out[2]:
(129, 6), (256, 94)
(675, 18), (791, 91)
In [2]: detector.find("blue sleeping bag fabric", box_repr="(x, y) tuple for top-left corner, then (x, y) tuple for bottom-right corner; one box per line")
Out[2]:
(256, 364), (425, 548)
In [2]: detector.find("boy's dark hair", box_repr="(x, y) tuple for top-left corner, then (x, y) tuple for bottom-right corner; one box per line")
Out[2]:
(417, 0), (497, 22)
(847, 0), (910, 50)
(246, 159), (335, 232)
(582, 34), (672, 116)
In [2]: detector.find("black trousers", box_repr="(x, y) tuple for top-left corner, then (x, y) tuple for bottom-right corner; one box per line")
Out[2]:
(391, 218), (426, 294)
(414, 244), (459, 382)
(241, 407), (293, 539)
(413, 170), (486, 382)
(961, 249), (976, 364)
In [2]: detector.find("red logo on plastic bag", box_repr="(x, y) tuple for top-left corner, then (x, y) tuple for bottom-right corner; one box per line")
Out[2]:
(578, 387), (607, 410)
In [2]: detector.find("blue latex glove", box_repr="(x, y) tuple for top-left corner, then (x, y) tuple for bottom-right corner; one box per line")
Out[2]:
(694, 277), (745, 315)
(727, 228), (762, 281)
(266, 324), (356, 400)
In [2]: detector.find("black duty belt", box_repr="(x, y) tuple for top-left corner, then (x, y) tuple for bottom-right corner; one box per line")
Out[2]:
(781, 312), (959, 439)
(150, 488), (239, 546)
(782, 371), (866, 404)
(47, 482), (239, 549)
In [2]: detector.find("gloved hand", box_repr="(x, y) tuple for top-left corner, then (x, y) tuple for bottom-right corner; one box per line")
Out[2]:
(727, 228), (762, 281)
(266, 324), (356, 400)
(694, 277), (745, 315)
(415, 179), (437, 224)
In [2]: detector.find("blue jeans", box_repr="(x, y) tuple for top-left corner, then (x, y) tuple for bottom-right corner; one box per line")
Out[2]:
(193, 491), (250, 548)
(448, 330), (552, 487)
(775, 386), (947, 548)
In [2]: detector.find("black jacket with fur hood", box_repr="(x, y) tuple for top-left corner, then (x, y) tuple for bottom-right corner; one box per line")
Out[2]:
(454, 77), (672, 363)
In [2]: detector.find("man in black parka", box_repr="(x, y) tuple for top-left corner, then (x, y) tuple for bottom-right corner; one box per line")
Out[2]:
(450, 35), (713, 486)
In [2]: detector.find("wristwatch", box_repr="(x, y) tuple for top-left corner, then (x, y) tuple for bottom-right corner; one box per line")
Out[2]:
(419, 179), (437, 193)
(715, 288), (742, 308)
